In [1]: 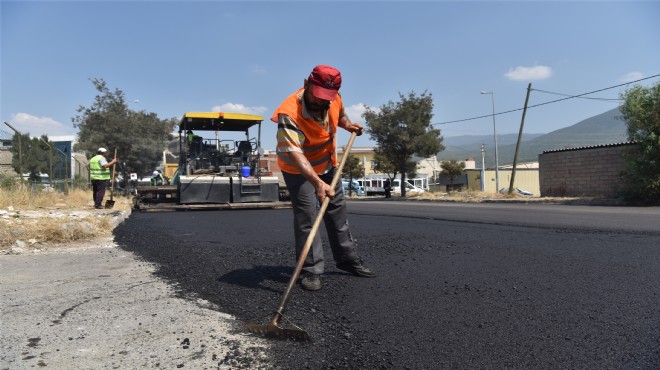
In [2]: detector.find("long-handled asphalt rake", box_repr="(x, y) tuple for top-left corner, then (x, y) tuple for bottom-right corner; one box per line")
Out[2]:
(104, 147), (118, 209)
(245, 132), (357, 341)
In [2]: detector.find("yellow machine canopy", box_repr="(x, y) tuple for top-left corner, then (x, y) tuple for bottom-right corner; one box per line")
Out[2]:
(178, 112), (264, 132)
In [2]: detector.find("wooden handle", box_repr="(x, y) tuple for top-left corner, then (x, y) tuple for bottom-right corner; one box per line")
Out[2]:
(110, 147), (117, 197)
(270, 132), (358, 324)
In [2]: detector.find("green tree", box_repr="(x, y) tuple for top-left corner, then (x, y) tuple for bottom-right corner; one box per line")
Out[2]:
(363, 91), (444, 197)
(372, 152), (417, 180)
(440, 159), (466, 191)
(372, 152), (395, 176)
(341, 155), (363, 180)
(341, 155), (364, 195)
(619, 82), (660, 203)
(371, 152), (416, 195)
(73, 79), (177, 188)
(9, 133), (56, 181)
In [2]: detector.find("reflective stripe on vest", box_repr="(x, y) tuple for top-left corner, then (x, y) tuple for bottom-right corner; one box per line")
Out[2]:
(89, 154), (110, 180)
(271, 88), (342, 174)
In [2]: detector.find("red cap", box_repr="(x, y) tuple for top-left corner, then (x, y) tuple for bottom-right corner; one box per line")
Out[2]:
(308, 65), (342, 101)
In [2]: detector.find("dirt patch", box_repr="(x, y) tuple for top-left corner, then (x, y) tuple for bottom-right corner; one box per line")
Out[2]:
(0, 241), (272, 369)
(0, 196), (132, 252)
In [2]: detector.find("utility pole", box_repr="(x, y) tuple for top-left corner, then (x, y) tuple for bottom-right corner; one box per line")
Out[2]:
(4, 122), (23, 179)
(509, 83), (532, 195)
(480, 92), (499, 192)
(480, 143), (486, 192)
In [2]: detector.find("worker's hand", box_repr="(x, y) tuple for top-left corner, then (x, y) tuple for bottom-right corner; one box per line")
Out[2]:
(315, 181), (335, 205)
(346, 122), (363, 136)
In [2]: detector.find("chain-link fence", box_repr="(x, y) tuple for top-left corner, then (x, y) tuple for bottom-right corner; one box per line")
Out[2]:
(2, 122), (91, 193)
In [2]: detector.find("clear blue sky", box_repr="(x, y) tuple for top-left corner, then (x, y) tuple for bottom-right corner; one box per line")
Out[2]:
(2, 0), (659, 151)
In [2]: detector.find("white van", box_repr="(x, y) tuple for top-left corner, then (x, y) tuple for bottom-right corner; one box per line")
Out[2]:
(358, 177), (425, 196)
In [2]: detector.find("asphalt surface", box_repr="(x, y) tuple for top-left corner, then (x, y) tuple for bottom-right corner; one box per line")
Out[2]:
(109, 201), (660, 369)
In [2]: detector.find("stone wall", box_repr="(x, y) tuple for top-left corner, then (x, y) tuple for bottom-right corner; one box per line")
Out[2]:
(539, 143), (634, 197)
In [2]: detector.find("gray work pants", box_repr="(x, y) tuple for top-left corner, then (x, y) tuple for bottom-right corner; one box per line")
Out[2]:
(91, 179), (108, 208)
(283, 168), (359, 275)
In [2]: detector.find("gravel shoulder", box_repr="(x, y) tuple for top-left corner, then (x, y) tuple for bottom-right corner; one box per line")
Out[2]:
(0, 237), (271, 369)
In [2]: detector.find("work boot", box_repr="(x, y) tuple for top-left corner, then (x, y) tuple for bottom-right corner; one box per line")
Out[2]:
(336, 258), (376, 277)
(301, 272), (322, 291)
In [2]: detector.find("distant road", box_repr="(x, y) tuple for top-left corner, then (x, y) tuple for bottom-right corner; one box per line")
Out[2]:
(347, 200), (660, 233)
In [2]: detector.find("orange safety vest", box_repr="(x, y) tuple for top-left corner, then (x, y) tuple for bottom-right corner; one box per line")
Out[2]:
(271, 88), (343, 174)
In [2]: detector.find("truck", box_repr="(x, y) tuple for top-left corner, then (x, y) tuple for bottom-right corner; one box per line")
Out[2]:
(133, 112), (290, 211)
(341, 179), (364, 196)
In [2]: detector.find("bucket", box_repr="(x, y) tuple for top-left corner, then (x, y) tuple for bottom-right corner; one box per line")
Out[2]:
(240, 166), (250, 177)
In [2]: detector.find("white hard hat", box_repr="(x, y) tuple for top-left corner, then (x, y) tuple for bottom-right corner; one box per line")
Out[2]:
(98, 147), (108, 153)
(152, 171), (159, 177)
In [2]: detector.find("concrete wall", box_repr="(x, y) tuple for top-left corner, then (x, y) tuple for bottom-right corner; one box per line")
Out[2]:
(336, 147), (378, 176)
(0, 150), (18, 176)
(465, 168), (540, 195)
(538, 143), (633, 197)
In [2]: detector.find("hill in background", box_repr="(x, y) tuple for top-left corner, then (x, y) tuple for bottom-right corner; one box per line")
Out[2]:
(437, 108), (627, 167)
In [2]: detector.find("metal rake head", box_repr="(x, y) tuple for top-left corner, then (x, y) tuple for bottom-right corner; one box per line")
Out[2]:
(245, 322), (310, 342)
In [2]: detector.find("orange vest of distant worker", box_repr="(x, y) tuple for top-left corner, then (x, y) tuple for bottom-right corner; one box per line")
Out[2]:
(271, 88), (342, 174)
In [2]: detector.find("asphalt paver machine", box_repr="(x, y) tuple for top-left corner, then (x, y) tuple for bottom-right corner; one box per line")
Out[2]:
(134, 112), (289, 211)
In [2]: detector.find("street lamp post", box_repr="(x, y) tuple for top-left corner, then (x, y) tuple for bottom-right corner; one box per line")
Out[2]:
(480, 91), (499, 192)
(480, 143), (486, 192)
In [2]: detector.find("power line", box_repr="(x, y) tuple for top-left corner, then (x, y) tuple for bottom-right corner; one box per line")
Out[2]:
(531, 88), (621, 102)
(433, 73), (660, 126)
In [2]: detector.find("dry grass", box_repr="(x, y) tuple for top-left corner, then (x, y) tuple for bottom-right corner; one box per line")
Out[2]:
(345, 189), (537, 202)
(401, 190), (595, 204)
(0, 186), (96, 210)
(390, 190), (531, 202)
(0, 186), (131, 249)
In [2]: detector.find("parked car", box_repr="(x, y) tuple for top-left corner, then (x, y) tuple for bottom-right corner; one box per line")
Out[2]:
(500, 187), (533, 196)
(391, 179), (425, 194)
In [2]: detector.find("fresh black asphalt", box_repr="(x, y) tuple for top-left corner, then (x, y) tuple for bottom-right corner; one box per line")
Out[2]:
(114, 202), (660, 369)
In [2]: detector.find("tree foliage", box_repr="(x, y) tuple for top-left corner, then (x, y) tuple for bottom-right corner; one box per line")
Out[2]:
(72, 78), (177, 186)
(341, 155), (364, 180)
(372, 152), (396, 176)
(619, 82), (660, 203)
(440, 159), (466, 187)
(363, 91), (444, 196)
(341, 155), (364, 196)
(372, 152), (417, 181)
(9, 133), (58, 181)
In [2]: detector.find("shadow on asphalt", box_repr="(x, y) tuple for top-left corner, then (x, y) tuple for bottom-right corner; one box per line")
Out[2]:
(216, 265), (291, 293)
